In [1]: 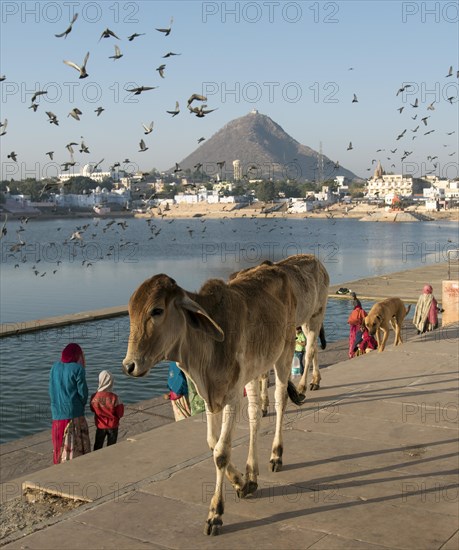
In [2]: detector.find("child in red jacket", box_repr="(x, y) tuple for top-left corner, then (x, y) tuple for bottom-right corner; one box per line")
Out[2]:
(90, 370), (124, 451)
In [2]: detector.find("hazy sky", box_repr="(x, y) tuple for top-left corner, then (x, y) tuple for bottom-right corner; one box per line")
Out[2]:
(1, 1), (458, 181)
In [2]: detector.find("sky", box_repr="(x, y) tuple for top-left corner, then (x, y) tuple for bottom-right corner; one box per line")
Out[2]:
(0, 0), (458, 181)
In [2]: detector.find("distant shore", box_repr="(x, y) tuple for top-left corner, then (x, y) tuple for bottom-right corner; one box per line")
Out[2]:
(1, 202), (458, 222)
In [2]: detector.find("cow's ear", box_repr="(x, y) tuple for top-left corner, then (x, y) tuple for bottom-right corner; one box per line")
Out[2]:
(180, 297), (225, 342)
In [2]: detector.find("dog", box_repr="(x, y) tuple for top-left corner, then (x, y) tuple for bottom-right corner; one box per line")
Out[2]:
(364, 298), (411, 352)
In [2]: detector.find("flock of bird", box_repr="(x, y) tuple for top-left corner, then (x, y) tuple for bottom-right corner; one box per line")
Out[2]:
(1, 12), (216, 179)
(347, 66), (458, 175)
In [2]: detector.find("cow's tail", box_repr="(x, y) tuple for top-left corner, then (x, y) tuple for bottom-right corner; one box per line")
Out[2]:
(287, 380), (307, 405)
(319, 324), (327, 350)
(406, 304), (412, 315)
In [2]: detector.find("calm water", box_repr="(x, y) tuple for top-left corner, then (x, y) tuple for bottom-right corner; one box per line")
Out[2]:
(0, 216), (456, 443)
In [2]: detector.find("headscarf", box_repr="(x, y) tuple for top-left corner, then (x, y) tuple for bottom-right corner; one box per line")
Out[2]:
(61, 343), (84, 365)
(97, 370), (114, 392)
(423, 284), (433, 294)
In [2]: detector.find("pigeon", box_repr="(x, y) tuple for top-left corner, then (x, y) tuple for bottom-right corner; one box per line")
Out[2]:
(411, 125), (419, 133)
(197, 137), (205, 144)
(352, 93), (358, 103)
(347, 142), (353, 150)
(421, 116), (430, 125)
(0, 75), (5, 82)
(46, 111), (59, 125)
(427, 101), (435, 111)
(46, 151), (54, 160)
(173, 162), (182, 173)
(411, 98), (418, 107)
(66, 142), (78, 153)
(396, 129), (406, 140)
(156, 64), (166, 78)
(55, 13), (78, 38)
(188, 104), (217, 118)
(446, 65), (453, 77)
(94, 106), (105, 116)
(79, 141), (90, 153)
(447, 96), (456, 104)
(156, 17), (173, 36)
(397, 106), (404, 113)
(63, 51), (89, 78)
(99, 28), (120, 41)
(142, 121), (154, 134)
(126, 86), (157, 95)
(109, 45), (123, 60)
(0, 118), (7, 136)
(187, 93), (207, 106)
(396, 84), (412, 96)
(128, 32), (145, 41)
(29, 103), (39, 112)
(166, 101), (180, 116)
(139, 139), (148, 152)
(162, 51), (181, 58)
(194, 163), (202, 171)
(7, 151), (18, 162)
(31, 90), (47, 103)
(68, 107), (83, 120)
(446, 131), (455, 135)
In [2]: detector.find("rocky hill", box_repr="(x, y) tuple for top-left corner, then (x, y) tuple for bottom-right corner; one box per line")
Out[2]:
(174, 110), (359, 182)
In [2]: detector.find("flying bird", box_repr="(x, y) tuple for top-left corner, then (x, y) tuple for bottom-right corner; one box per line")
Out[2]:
(0, 75), (6, 82)
(0, 119), (7, 136)
(197, 137), (205, 143)
(421, 116), (430, 125)
(427, 101), (435, 111)
(347, 142), (353, 150)
(445, 65), (453, 77)
(68, 107), (83, 120)
(188, 104), (217, 118)
(66, 142), (78, 153)
(397, 106), (404, 113)
(142, 121), (154, 134)
(7, 151), (18, 162)
(166, 101), (180, 116)
(94, 106), (105, 116)
(63, 51), (89, 78)
(45, 111), (59, 125)
(139, 139), (148, 152)
(163, 51), (181, 58)
(55, 12), (78, 38)
(396, 84), (412, 96)
(447, 96), (456, 104)
(99, 28), (120, 41)
(126, 86), (157, 95)
(410, 98), (418, 107)
(128, 32), (145, 41)
(187, 93), (207, 106)
(79, 141), (90, 153)
(156, 64), (166, 78)
(46, 151), (54, 160)
(31, 90), (47, 103)
(109, 45), (123, 60)
(194, 163), (202, 171)
(156, 17), (173, 36)
(173, 162), (182, 173)
(29, 103), (39, 112)
(352, 93), (358, 103)
(396, 129), (406, 140)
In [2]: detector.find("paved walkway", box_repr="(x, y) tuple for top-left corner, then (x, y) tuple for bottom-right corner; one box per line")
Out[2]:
(1, 325), (458, 549)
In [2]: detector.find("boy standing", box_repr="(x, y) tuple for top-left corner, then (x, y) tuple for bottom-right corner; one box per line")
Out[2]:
(90, 370), (124, 450)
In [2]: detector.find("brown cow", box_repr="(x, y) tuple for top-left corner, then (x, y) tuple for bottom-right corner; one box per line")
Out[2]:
(123, 264), (304, 535)
(230, 254), (330, 398)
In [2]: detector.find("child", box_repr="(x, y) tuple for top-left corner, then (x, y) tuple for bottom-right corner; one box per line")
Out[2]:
(90, 370), (124, 451)
(164, 361), (191, 421)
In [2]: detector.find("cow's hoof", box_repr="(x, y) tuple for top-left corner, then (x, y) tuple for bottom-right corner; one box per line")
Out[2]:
(238, 480), (258, 498)
(269, 459), (283, 472)
(262, 408), (268, 417)
(298, 392), (306, 401)
(310, 383), (320, 391)
(204, 518), (222, 536)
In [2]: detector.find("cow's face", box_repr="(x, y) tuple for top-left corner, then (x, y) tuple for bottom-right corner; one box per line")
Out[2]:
(123, 274), (224, 378)
(123, 274), (183, 377)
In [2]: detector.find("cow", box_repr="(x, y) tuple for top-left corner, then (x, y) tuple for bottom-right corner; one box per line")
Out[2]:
(122, 264), (305, 535)
(230, 254), (330, 398)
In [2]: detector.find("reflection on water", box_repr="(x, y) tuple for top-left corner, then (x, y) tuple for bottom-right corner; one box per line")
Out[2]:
(0, 216), (456, 443)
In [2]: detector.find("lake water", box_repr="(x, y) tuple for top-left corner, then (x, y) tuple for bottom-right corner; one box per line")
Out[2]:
(0, 216), (456, 443)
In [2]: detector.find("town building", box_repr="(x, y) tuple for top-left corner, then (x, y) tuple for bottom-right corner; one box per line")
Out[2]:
(366, 161), (415, 198)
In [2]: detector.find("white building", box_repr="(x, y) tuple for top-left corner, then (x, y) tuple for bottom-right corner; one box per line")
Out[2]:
(367, 162), (414, 198)
(59, 164), (119, 184)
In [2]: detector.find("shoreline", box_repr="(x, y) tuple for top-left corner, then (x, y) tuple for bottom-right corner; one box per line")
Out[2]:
(1, 202), (458, 222)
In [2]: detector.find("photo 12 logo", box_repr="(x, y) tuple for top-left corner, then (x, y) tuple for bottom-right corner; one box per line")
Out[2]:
(401, 2), (458, 23)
